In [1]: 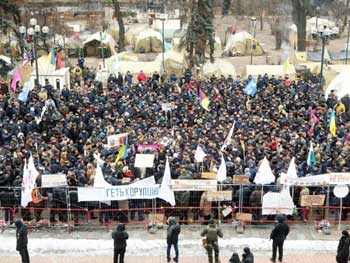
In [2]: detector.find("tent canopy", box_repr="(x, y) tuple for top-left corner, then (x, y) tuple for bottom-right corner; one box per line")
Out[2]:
(155, 50), (187, 76)
(83, 32), (116, 56)
(224, 31), (264, 56)
(134, 28), (163, 53)
(325, 68), (350, 99)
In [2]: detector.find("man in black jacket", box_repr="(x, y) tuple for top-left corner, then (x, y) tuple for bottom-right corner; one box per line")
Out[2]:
(15, 219), (30, 263)
(166, 217), (181, 263)
(270, 214), (289, 263)
(112, 224), (129, 263)
(336, 230), (350, 263)
(242, 247), (254, 263)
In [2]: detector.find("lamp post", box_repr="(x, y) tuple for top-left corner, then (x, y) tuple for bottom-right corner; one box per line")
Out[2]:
(319, 25), (326, 86)
(19, 18), (49, 87)
(250, 17), (257, 65)
(346, 21), (350, 65)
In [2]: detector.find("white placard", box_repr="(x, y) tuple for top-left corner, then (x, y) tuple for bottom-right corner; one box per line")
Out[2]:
(134, 154), (155, 168)
(334, 185), (349, 198)
(171, 180), (217, 191)
(41, 173), (67, 187)
(162, 103), (173, 111)
(107, 133), (128, 149)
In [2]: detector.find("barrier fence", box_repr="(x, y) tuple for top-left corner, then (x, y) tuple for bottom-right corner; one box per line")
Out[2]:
(0, 184), (348, 228)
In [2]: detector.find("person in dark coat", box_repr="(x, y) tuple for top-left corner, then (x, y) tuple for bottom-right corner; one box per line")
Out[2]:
(270, 214), (290, 263)
(201, 218), (223, 263)
(242, 247), (254, 263)
(336, 230), (350, 263)
(166, 216), (181, 262)
(15, 219), (30, 263)
(229, 252), (241, 263)
(112, 224), (129, 263)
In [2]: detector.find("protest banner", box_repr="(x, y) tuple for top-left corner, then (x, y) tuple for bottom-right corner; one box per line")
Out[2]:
(171, 180), (217, 191)
(107, 133), (128, 149)
(78, 185), (160, 202)
(207, 191), (232, 201)
(134, 154), (155, 168)
(233, 175), (250, 184)
(281, 172), (350, 186)
(42, 173), (67, 187)
(300, 195), (326, 207)
(201, 172), (217, 179)
(137, 144), (160, 152)
(236, 212), (253, 222)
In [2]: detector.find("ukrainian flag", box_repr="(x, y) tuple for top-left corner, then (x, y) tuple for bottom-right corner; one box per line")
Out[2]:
(329, 110), (337, 137)
(47, 48), (56, 65)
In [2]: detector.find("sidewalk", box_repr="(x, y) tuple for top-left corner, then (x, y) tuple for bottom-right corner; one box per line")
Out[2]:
(3, 254), (335, 263)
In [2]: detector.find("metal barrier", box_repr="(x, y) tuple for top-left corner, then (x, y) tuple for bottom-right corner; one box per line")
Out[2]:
(0, 184), (346, 229)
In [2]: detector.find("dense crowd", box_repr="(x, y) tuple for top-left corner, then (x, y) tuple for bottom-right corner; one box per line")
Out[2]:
(0, 62), (350, 223)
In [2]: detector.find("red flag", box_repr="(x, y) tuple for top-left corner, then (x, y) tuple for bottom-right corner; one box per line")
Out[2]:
(56, 52), (63, 69)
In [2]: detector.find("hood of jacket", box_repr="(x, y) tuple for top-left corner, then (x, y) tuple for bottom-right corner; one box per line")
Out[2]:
(15, 219), (23, 229)
(117, 223), (125, 231)
(168, 216), (177, 226)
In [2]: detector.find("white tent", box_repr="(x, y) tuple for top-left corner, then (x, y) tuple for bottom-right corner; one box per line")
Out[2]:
(224, 31), (264, 56)
(154, 19), (182, 40)
(118, 61), (161, 76)
(325, 68), (350, 99)
(307, 17), (336, 34)
(134, 28), (163, 53)
(30, 67), (70, 90)
(83, 32), (117, 56)
(202, 59), (236, 77)
(155, 50), (187, 76)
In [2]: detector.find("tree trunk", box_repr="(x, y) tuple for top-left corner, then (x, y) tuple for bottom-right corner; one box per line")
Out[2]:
(292, 0), (308, 52)
(112, 0), (125, 52)
(235, 0), (241, 15)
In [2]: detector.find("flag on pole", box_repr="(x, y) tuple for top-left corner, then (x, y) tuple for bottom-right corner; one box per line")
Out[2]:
(158, 157), (175, 206)
(21, 155), (39, 207)
(221, 121), (235, 151)
(199, 88), (210, 111)
(22, 48), (30, 67)
(329, 110), (337, 137)
(18, 81), (32, 102)
(48, 48), (56, 65)
(254, 157), (275, 185)
(11, 68), (22, 92)
(194, 145), (207, 163)
(243, 79), (257, 96)
(286, 157), (298, 179)
(216, 155), (227, 182)
(283, 52), (290, 74)
(115, 144), (128, 163)
(307, 141), (316, 168)
(56, 52), (63, 69)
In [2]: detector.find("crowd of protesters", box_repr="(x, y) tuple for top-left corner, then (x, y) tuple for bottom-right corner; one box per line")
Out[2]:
(0, 59), (350, 225)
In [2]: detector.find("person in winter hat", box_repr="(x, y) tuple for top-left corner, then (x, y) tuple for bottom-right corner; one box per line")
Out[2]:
(112, 224), (129, 263)
(270, 214), (289, 262)
(336, 230), (350, 263)
(15, 219), (30, 263)
(201, 218), (223, 263)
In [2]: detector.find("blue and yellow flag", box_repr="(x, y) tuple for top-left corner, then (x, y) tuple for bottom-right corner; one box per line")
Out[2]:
(48, 48), (56, 65)
(329, 110), (337, 137)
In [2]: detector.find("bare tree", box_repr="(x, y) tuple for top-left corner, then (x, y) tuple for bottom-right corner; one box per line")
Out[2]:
(112, 0), (125, 52)
(291, 0), (310, 52)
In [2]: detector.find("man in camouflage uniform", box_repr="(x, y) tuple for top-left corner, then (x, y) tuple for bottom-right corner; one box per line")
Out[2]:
(201, 219), (223, 263)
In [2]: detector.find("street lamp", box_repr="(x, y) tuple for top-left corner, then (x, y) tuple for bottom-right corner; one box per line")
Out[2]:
(157, 13), (168, 72)
(19, 18), (50, 87)
(250, 17), (257, 65)
(346, 21), (350, 65)
(319, 25), (327, 86)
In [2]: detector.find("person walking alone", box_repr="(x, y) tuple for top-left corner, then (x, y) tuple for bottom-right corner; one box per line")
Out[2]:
(166, 217), (181, 262)
(336, 230), (350, 263)
(201, 218), (223, 263)
(270, 214), (289, 263)
(112, 224), (129, 263)
(15, 219), (30, 263)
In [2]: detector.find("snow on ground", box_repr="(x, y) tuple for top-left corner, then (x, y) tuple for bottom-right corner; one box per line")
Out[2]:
(0, 235), (337, 257)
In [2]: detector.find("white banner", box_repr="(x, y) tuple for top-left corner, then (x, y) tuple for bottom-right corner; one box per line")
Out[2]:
(42, 173), (67, 187)
(78, 185), (160, 202)
(171, 180), (217, 191)
(107, 133), (128, 149)
(134, 154), (155, 168)
(281, 173), (350, 186)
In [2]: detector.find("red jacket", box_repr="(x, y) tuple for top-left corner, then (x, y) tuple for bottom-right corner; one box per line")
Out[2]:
(137, 72), (147, 82)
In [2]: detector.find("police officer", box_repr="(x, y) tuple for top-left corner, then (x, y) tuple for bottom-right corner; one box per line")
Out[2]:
(201, 218), (223, 263)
